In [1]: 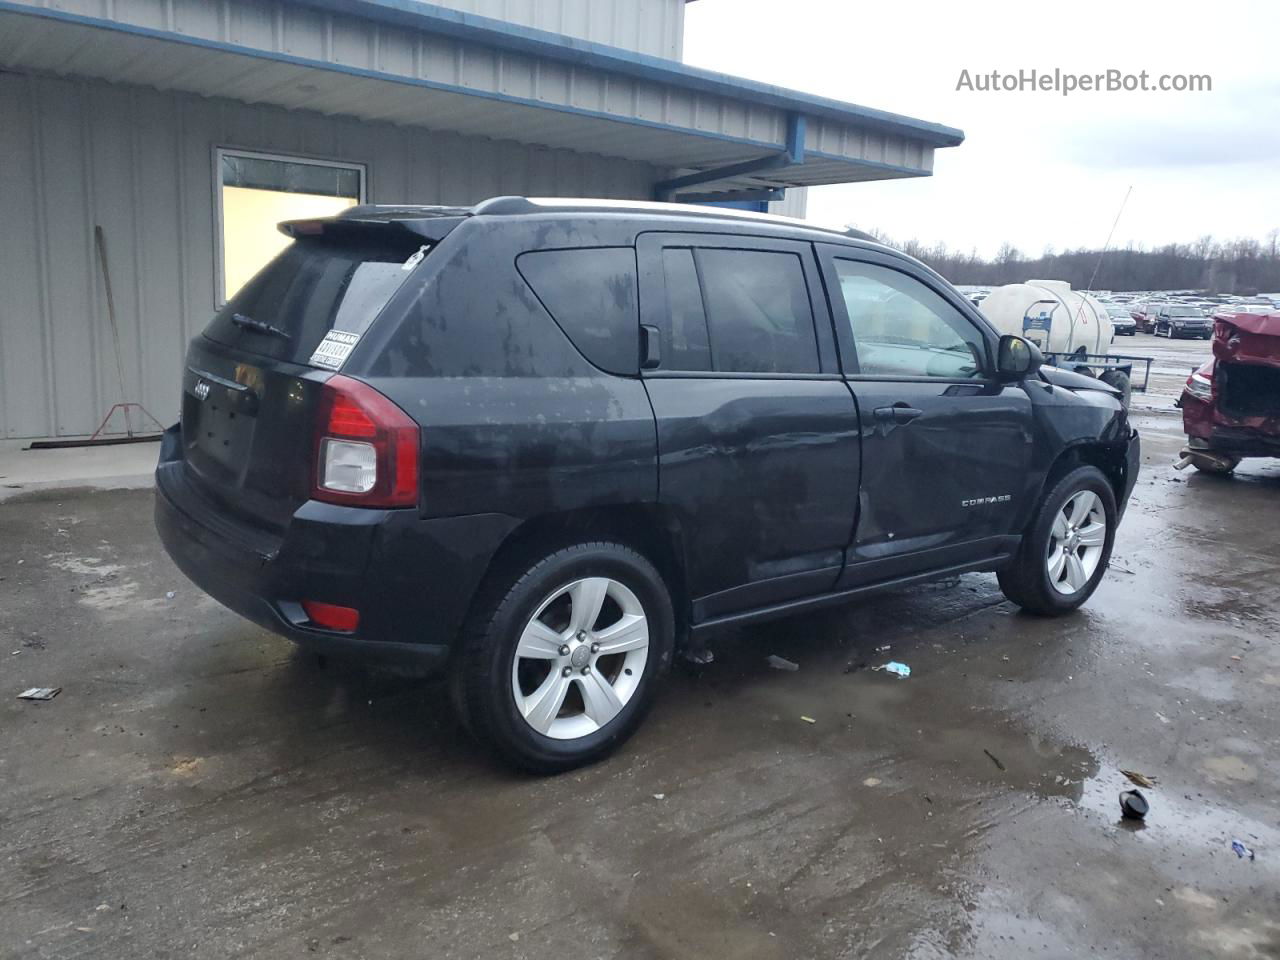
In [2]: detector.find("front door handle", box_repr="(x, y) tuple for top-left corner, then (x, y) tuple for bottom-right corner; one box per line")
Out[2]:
(874, 404), (923, 425)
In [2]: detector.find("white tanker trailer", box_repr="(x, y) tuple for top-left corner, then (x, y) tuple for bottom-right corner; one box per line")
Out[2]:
(979, 279), (1113, 355)
(979, 279), (1136, 404)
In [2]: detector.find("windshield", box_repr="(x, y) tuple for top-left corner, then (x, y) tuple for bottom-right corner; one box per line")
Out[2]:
(1169, 306), (1203, 317)
(204, 234), (427, 364)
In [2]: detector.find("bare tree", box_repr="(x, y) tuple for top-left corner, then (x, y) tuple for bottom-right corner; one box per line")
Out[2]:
(862, 229), (1280, 293)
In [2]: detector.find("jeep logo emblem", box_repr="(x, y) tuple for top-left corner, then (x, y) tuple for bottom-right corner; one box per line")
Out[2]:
(194, 381), (210, 401)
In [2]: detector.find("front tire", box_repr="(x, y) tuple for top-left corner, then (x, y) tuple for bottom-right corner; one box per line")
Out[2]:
(453, 542), (675, 774)
(998, 465), (1117, 616)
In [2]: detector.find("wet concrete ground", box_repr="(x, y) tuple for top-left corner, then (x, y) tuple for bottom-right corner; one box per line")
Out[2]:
(3, 349), (1279, 958)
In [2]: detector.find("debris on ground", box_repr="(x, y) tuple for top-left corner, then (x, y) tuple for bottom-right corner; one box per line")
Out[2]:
(652, 793), (665, 801)
(873, 661), (910, 678)
(875, 644), (891, 652)
(862, 777), (881, 787)
(165, 591), (176, 600)
(800, 715), (816, 724)
(17, 687), (61, 701)
(765, 655), (799, 671)
(508, 932), (520, 942)
(1121, 769), (1157, 789)
(1231, 839), (1256, 860)
(1119, 789), (1149, 820)
(983, 749), (1006, 771)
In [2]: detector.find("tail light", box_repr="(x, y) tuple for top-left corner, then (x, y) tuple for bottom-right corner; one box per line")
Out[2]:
(301, 600), (360, 632)
(313, 374), (419, 508)
(1184, 360), (1214, 403)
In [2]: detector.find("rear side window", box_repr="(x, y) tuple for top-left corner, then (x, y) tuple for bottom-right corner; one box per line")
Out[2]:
(517, 248), (639, 375)
(204, 234), (425, 365)
(695, 249), (820, 374)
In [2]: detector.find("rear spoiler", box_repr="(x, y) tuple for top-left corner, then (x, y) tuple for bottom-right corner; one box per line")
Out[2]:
(279, 210), (467, 243)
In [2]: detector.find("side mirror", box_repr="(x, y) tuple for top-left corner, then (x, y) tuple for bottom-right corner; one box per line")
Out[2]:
(997, 334), (1043, 381)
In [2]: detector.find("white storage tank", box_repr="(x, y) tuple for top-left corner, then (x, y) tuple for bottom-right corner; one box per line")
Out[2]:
(979, 280), (1113, 356)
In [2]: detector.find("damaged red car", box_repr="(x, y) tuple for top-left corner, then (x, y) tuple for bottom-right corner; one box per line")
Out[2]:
(1178, 310), (1280, 473)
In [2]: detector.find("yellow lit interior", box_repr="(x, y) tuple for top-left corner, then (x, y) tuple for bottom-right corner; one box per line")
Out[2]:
(221, 186), (357, 301)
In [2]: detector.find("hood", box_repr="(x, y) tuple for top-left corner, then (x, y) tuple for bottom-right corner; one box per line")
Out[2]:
(1212, 311), (1280, 369)
(1038, 365), (1120, 396)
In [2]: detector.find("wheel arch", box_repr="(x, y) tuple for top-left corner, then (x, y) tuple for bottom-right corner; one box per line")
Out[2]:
(1037, 441), (1130, 514)
(471, 503), (690, 638)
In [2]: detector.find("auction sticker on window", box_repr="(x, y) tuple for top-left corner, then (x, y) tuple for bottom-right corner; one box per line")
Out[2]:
(309, 330), (362, 370)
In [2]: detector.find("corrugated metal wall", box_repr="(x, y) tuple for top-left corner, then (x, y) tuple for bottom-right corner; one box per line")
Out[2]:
(769, 189), (808, 220)
(0, 71), (658, 439)
(424, 0), (686, 59)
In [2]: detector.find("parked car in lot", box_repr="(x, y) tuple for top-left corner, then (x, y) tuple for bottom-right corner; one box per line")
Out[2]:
(1105, 304), (1137, 335)
(1155, 304), (1212, 339)
(154, 197), (1140, 772)
(1230, 300), (1279, 315)
(1132, 302), (1164, 333)
(1178, 310), (1280, 473)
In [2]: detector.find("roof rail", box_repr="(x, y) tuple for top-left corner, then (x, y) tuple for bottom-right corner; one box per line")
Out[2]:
(471, 195), (855, 236)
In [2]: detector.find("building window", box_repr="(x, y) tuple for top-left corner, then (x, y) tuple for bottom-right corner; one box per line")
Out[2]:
(215, 149), (365, 303)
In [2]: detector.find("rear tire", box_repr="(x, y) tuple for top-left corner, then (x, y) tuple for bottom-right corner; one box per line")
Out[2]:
(452, 541), (674, 774)
(998, 465), (1117, 616)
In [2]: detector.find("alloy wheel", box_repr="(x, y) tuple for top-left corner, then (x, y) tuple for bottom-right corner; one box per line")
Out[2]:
(510, 577), (650, 740)
(1046, 490), (1107, 595)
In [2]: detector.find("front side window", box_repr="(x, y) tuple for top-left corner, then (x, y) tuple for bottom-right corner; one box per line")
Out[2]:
(217, 150), (364, 303)
(834, 259), (986, 379)
(695, 248), (820, 374)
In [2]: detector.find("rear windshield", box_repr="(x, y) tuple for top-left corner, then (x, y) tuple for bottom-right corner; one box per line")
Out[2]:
(205, 233), (427, 365)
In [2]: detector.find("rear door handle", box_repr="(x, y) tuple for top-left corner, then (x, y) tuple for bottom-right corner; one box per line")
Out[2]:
(874, 404), (923, 424)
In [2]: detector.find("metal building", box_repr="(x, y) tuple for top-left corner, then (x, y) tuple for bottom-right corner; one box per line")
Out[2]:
(0, 0), (963, 440)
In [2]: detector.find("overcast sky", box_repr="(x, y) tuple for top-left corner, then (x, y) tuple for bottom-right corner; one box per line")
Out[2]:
(683, 0), (1280, 257)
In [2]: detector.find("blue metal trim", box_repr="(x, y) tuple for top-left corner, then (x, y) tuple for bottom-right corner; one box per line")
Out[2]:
(786, 114), (806, 164)
(700, 199), (771, 213)
(675, 188), (785, 205)
(653, 154), (790, 199)
(653, 111), (806, 200)
(304, 0), (964, 147)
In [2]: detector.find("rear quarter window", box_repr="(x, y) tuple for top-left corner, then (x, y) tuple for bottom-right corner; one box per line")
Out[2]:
(516, 247), (639, 375)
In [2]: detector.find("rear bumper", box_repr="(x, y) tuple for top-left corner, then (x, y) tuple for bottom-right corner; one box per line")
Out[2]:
(154, 434), (516, 675)
(1182, 393), (1280, 458)
(1192, 428), (1280, 458)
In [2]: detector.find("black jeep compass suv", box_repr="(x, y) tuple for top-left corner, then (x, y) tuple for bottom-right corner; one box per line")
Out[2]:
(155, 197), (1140, 772)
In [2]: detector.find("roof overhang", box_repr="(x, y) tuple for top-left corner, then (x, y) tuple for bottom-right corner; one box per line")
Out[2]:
(0, 0), (964, 199)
